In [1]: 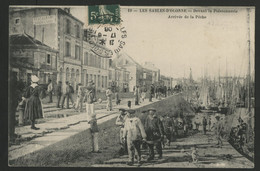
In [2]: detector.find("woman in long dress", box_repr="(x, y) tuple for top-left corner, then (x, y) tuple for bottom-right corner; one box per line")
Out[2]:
(23, 75), (43, 130)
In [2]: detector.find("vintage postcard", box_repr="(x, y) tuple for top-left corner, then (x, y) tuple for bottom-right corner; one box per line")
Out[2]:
(8, 5), (255, 168)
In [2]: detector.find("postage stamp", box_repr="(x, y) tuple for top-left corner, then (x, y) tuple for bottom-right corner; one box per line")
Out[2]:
(88, 5), (121, 25)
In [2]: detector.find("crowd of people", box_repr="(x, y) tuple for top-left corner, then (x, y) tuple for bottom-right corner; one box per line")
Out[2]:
(114, 107), (196, 165)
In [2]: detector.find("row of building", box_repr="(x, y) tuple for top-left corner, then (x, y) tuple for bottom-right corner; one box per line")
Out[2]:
(9, 7), (173, 92)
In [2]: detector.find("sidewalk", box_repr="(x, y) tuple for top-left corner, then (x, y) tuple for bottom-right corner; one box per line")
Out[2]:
(9, 97), (161, 161)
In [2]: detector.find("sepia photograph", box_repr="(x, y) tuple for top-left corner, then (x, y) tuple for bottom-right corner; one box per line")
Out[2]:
(8, 5), (255, 168)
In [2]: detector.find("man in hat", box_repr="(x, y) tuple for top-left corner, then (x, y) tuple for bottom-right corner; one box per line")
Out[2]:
(116, 108), (128, 155)
(215, 115), (224, 147)
(202, 116), (207, 135)
(140, 110), (148, 126)
(162, 113), (174, 146)
(56, 81), (62, 108)
(61, 81), (70, 109)
(89, 113), (101, 153)
(106, 87), (113, 111)
(139, 110), (148, 150)
(144, 108), (164, 161)
(208, 118), (212, 131)
(75, 83), (85, 112)
(123, 109), (147, 165)
(84, 80), (96, 121)
(47, 79), (53, 103)
(134, 85), (140, 105)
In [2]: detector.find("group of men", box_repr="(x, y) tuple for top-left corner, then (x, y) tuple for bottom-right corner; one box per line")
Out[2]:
(115, 107), (181, 166)
(55, 81), (75, 109)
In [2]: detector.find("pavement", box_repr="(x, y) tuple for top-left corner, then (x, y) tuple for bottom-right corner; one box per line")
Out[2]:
(92, 131), (254, 168)
(9, 96), (161, 161)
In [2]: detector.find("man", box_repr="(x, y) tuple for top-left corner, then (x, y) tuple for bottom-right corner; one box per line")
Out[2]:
(139, 110), (148, 126)
(215, 115), (224, 147)
(123, 109), (147, 166)
(115, 108), (128, 155)
(134, 85), (140, 105)
(149, 85), (154, 102)
(84, 80), (96, 122)
(9, 72), (20, 145)
(84, 80), (99, 153)
(144, 108), (164, 161)
(61, 81), (70, 109)
(68, 83), (75, 107)
(75, 83), (84, 112)
(56, 81), (62, 108)
(163, 113), (174, 146)
(139, 110), (148, 150)
(115, 91), (120, 105)
(208, 118), (212, 131)
(173, 116), (179, 137)
(47, 79), (53, 103)
(89, 113), (101, 153)
(106, 87), (113, 111)
(202, 117), (207, 135)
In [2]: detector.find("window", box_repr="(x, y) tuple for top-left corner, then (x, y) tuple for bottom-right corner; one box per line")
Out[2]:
(66, 19), (71, 34)
(84, 52), (89, 65)
(75, 45), (80, 59)
(65, 42), (71, 56)
(102, 76), (104, 88)
(76, 25), (80, 38)
(98, 75), (100, 87)
(105, 76), (107, 88)
(14, 18), (20, 25)
(109, 70), (112, 80)
(109, 59), (112, 67)
(46, 54), (51, 65)
(86, 74), (88, 86)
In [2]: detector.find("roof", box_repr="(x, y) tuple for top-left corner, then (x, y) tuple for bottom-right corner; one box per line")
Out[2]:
(9, 7), (84, 25)
(116, 53), (142, 68)
(9, 33), (58, 52)
(143, 62), (160, 72)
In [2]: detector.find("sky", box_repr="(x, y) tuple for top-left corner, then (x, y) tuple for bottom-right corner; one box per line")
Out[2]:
(70, 6), (255, 80)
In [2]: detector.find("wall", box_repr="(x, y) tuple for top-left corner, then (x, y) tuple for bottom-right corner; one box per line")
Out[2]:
(9, 8), (59, 49)
(124, 65), (137, 92)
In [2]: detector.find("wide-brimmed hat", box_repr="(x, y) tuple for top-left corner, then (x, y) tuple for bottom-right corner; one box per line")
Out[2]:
(147, 108), (156, 112)
(126, 109), (136, 114)
(31, 75), (39, 83)
(119, 108), (126, 112)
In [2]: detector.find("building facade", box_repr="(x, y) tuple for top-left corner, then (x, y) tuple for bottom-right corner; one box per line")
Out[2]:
(9, 7), (84, 90)
(143, 62), (160, 84)
(113, 53), (145, 92)
(9, 34), (58, 86)
(161, 75), (173, 88)
(82, 40), (110, 92)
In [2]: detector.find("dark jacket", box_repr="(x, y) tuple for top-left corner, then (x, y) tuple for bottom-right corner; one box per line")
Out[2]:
(144, 115), (164, 141)
(56, 84), (62, 96)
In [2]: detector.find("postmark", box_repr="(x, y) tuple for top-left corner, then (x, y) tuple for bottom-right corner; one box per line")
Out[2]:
(88, 5), (121, 25)
(86, 20), (127, 58)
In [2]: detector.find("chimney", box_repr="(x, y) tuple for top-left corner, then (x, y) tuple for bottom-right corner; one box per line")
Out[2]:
(64, 8), (71, 14)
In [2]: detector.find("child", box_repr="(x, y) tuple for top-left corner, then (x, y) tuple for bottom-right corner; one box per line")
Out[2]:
(191, 146), (198, 163)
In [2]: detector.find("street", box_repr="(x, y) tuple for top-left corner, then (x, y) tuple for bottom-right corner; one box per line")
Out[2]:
(8, 94), (253, 168)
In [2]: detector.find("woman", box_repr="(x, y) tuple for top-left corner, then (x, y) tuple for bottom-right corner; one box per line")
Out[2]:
(23, 75), (43, 130)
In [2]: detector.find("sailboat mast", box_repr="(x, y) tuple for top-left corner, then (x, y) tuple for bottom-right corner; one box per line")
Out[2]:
(247, 8), (251, 112)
